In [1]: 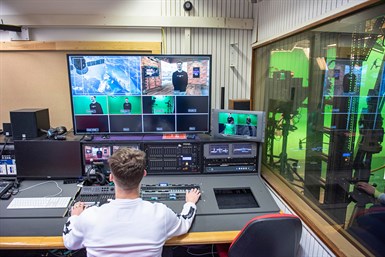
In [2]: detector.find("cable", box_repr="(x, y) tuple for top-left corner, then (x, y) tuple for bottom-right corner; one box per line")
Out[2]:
(180, 245), (218, 256)
(0, 137), (9, 157)
(18, 181), (63, 197)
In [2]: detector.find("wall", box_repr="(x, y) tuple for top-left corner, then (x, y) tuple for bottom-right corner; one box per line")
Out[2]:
(161, 0), (255, 108)
(254, 0), (371, 43)
(0, 0), (255, 129)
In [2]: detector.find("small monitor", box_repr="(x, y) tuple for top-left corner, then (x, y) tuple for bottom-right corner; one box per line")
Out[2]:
(112, 144), (140, 153)
(83, 145), (112, 165)
(211, 109), (265, 142)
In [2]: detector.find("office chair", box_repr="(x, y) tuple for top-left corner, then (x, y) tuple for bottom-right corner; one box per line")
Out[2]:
(216, 213), (302, 257)
(348, 205), (385, 256)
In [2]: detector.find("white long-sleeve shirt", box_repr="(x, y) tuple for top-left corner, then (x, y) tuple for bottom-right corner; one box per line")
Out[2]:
(63, 198), (197, 257)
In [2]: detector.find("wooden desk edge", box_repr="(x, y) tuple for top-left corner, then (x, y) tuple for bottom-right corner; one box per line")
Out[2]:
(0, 231), (239, 249)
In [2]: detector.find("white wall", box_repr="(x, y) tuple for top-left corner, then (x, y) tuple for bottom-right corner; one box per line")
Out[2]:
(254, 0), (371, 44)
(160, 0), (255, 108)
(265, 182), (336, 257)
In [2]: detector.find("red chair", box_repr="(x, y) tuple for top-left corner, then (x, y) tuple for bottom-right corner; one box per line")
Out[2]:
(216, 213), (302, 257)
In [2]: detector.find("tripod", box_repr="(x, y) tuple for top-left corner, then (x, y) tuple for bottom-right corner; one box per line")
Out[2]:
(267, 100), (304, 183)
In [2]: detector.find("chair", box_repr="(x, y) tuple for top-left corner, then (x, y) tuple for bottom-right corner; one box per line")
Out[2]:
(216, 213), (302, 257)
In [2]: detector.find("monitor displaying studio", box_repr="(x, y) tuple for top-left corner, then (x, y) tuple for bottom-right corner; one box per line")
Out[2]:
(211, 109), (266, 142)
(67, 54), (212, 135)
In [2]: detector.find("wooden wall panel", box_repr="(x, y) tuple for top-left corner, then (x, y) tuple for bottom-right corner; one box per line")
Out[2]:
(0, 42), (160, 128)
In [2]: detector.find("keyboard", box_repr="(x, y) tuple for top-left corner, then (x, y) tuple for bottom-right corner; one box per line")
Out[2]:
(141, 183), (201, 201)
(7, 197), (72, 209)
(0, 181), (13, 197)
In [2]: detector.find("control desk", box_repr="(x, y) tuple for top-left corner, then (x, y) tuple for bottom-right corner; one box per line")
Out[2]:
(0, 134), (280, 247)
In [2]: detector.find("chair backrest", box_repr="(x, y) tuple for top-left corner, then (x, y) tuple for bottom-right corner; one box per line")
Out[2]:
(228, 213), (302, 257)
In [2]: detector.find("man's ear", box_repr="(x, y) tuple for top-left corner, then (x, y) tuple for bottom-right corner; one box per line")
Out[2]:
(143, 169), (147, 177)
(109, 173), (113, 182)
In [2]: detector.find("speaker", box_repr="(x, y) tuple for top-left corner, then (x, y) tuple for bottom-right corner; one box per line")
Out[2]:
(10, 108), (50, 139)
(2, 123), (12, 137)
(229, 99), (251, 110)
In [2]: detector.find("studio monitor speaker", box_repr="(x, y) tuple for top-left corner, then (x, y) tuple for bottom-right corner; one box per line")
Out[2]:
(2, 123), (12, 137)
(10, 108), (50, 139)
(228, 99), (251, 110)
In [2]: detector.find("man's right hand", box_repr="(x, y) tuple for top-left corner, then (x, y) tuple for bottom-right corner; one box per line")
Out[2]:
(357, 182), (375, 195)
(186, 188), (201, 204)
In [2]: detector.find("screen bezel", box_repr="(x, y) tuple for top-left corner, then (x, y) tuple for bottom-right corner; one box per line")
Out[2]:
(66, 54), (212, 135)
(211, 109), (265, 142)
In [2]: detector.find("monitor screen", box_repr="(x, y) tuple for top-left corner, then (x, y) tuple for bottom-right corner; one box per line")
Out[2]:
(211, 109), (265, 142)
(112, 144), (140, 153)
(14, 140), (83, 179)
(67, 54), (212, 135)
(83, 145), (112, 165)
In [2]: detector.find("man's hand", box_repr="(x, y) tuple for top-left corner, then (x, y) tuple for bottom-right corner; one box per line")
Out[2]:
(186, 188), (201, 204)
(356, 182), (375, 195)
(71, 202), (86, 216)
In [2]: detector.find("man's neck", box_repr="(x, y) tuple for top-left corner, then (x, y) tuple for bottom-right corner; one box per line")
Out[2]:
(115, 186), (140, 199)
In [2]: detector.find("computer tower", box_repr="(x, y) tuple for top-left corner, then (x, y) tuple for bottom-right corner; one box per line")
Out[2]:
(10, 108), (50, 139)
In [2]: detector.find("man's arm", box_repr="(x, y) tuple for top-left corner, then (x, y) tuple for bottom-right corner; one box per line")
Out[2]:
(376, 192), (385, 205)
(165, 188), (201, 238)
(63, 202), (86, 250)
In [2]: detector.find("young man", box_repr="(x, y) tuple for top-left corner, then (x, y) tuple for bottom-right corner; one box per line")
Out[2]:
(172, 61), (188, 93)
(63, 148), (201, 257)
(89, 95), (103, 114)
(123, 97), (132, 113)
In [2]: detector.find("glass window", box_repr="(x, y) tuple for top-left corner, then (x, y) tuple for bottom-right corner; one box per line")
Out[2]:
(254, 4), (385, 256)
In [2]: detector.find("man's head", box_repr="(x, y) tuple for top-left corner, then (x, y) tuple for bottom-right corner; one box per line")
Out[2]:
(176, 61), (183, 72)
(125, 97), (129, 103)
(108, 148), (146, 190)
(90, 96), (96, 103)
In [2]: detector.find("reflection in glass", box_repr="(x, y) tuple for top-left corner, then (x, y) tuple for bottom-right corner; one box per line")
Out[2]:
(256, 4), (385, 256)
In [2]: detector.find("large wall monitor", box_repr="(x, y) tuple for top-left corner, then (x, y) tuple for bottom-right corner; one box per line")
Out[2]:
(211, 109), (266, 142)
(66, 54), (212, 135)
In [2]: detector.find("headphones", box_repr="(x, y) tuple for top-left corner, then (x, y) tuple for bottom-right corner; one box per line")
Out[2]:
(47, 126), (67, 140)
(86, 164), (108, 185)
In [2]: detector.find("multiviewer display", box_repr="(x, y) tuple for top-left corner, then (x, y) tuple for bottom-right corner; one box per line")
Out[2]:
(211, 109), (265, 142)
(67, 54), (211, 135)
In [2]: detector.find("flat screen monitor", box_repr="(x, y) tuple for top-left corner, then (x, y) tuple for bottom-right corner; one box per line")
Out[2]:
(66, 54), (212, 135)
(112, 144), (140, 153)
(14, 140), (83, 179)
(83, 145), (112, 165)
(211, 109), (265, 142)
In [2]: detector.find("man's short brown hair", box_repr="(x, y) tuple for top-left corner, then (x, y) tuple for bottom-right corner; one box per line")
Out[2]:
(108, 147), (146, 190)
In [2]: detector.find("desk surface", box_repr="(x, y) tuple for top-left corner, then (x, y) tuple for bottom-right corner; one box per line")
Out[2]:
(0, 175), (279, 249)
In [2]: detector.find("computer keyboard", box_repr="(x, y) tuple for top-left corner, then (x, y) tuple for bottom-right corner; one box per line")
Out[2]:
(7, 197), (72, 209)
